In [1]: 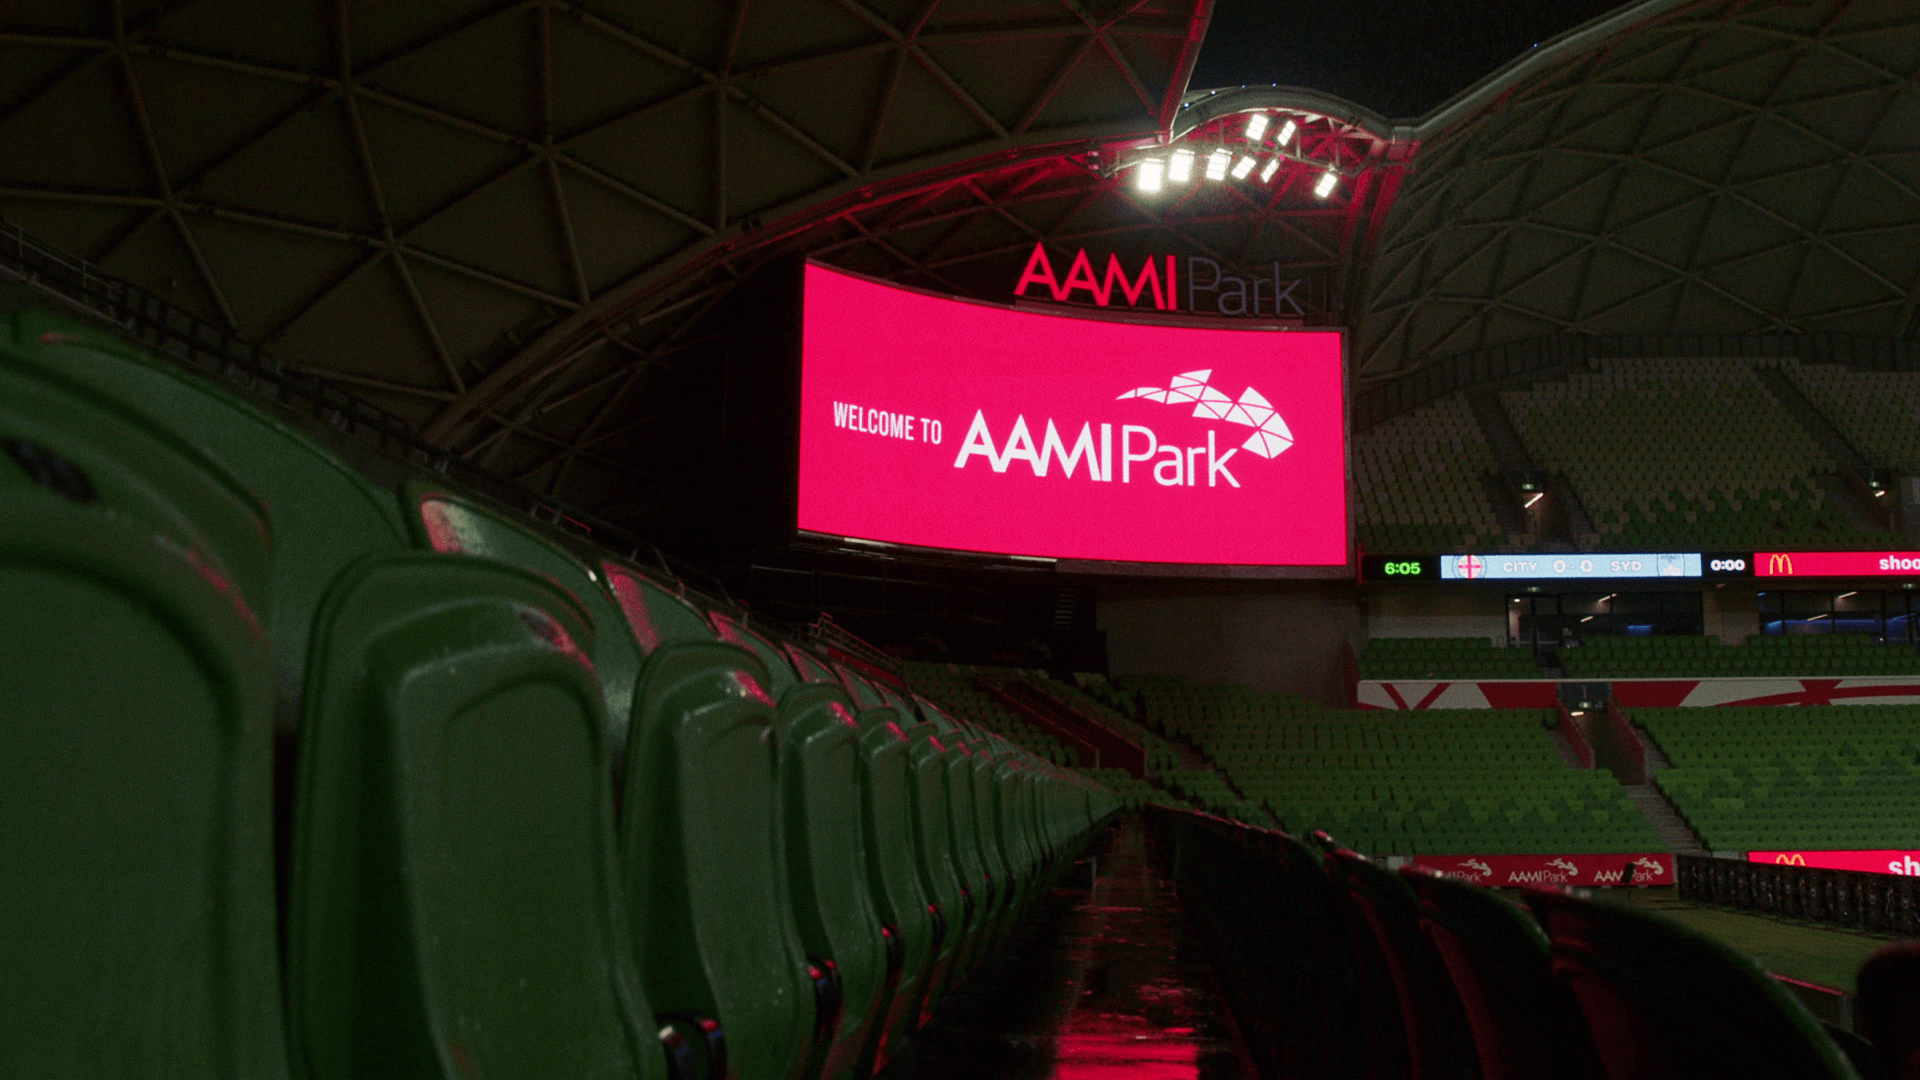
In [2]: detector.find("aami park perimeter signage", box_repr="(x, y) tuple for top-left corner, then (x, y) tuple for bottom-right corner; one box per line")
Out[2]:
(798, 263), (1347, 566)
(1750, 850), (1920, 876)
(1411, 853), (1673, 888)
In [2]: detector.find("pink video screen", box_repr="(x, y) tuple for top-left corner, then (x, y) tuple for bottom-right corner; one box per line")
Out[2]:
(796, 263), (1348, 566)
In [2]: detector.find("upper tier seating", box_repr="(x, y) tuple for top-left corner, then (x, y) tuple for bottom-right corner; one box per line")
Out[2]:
(1352, 391), (1515, 554)
(1500, 357), (1892, 550)
(1787, 362), (1920, 473)
(0, 306), (1119, 1080)
(1562, 633), (1920, 678)
(1637, 705), (1920, 852)
(1357, 637), (1543, 680)
(1123, 676), (1662, 856)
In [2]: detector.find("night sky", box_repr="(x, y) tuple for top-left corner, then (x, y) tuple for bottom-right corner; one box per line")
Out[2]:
(1190, 0), (1629, 119)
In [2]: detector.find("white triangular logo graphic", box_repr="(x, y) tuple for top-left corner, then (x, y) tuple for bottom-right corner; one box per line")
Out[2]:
(1117, 371), (1295, 459)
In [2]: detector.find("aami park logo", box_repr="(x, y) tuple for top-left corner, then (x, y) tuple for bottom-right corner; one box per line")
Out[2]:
(951, 368), (1292, 490)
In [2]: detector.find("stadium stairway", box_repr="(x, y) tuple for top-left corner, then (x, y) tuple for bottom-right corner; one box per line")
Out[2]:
(1622, 785), (1707, 855)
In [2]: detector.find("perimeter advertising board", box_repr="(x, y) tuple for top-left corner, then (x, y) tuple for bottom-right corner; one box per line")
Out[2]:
(797, 264), (1348, 567)
(1750, 850), (1920, 876)
(1410, 853), (1673, 888)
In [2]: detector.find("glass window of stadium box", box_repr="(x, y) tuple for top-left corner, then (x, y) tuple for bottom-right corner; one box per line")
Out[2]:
(1760, 589), (1920, 641)
(1510, 591), (1704, 649)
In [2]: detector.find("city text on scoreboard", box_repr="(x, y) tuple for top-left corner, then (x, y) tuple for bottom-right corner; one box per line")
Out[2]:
(1440, 553), (1703, 581)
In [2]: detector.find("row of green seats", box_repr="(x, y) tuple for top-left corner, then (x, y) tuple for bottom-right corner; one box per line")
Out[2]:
(897, 663), (1084, 766)
(1127, 677), (1661, 856)
(1638, 704), (1920, 851)
(1565, 634), (1920, 678)
(0, 309), (1121, 1080)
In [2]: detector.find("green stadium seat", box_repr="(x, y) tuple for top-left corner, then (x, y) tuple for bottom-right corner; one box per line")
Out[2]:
(939, 739), (996, 980)
(851, 706), (939, 1074)
(1323, 847), (1478, 1080)
(1401, 868), (1600, 1080)
(1, 491), (288, 1080)
(603, 561), (720, 655)
(286, 553), (661, 1080)
(404, 484), (642, 748)
(621, 642), (818, 1080)
(6, 311), (410, 692)
(712, 613), (801, 700)
(1527, 888), (1859, 1080)
(772, 681), (893, 1080)
(903, 721), (968, 1018)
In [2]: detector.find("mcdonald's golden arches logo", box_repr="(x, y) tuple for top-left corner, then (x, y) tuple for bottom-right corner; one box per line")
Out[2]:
(1775, 853), (1807, 866)
(1768, 553), (1795, 576)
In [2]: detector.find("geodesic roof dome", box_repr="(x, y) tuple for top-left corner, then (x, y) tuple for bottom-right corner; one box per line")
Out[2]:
(1356, 0), (1920, 381)
(0, 0), (1208, 467)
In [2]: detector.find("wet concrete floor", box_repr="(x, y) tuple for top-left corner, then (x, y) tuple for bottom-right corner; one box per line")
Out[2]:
(880, 816), (1259, 1080)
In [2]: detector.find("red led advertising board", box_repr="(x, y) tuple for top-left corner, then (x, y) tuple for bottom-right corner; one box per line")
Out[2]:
(1409, 853), (1672, 888)
(1755, 551), (1920, 576)
(797, 264), (1347, 567)
(1750, 850), (1920, 876)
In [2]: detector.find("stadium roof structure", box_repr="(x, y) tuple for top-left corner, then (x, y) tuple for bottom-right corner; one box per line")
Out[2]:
(6, 0), (1920, 530)
(1356, 0), (1920, 381)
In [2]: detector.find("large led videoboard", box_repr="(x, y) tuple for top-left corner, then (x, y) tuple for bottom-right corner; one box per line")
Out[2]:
(797, 264), (1347, 567)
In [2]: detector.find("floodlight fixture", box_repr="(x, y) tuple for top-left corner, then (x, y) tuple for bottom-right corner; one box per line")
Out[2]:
(1230, 156), (1256, 180)
(1168, 147), (1194, 181)
(1205, 148), (1231, 181)
(1137, 159), (1165, 193)
(1245, 113), (1269, 141)
(1314, 171), (1338, 198)
(1277, 118), (1297, 145)
(1258, 157), (1280, 182)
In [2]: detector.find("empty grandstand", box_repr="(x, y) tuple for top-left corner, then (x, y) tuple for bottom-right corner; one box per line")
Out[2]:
(14, 0), (1920, 1076)
(1638, 706), (1920, 852)
(1564, 633), (1920, 678)
(1357, 636), (1543, 679)
(1353, 392), (1513, 554)
(1501, 358), (1888, 551)
(1124, 675), (1661, 856)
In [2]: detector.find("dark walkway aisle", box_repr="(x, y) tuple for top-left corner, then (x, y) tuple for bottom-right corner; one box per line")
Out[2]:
(880, 816), (1259, 1080)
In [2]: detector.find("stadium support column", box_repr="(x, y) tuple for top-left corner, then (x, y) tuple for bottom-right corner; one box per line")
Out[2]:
(1904, 476), (1920, 546)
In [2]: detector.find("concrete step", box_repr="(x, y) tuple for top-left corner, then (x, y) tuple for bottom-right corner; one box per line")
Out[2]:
(1623, 783), (1707, 853)
(1549, 726), (1588, 769)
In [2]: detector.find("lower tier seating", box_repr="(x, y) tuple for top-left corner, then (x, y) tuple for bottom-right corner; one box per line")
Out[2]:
(1122, 676), (1662, 856)
(1637, 705), (1920, 851)
(0, 307), (1119, 1080)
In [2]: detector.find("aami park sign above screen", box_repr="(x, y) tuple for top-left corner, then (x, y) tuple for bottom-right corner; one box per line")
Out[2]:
(1011, 242), (1311, 320)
